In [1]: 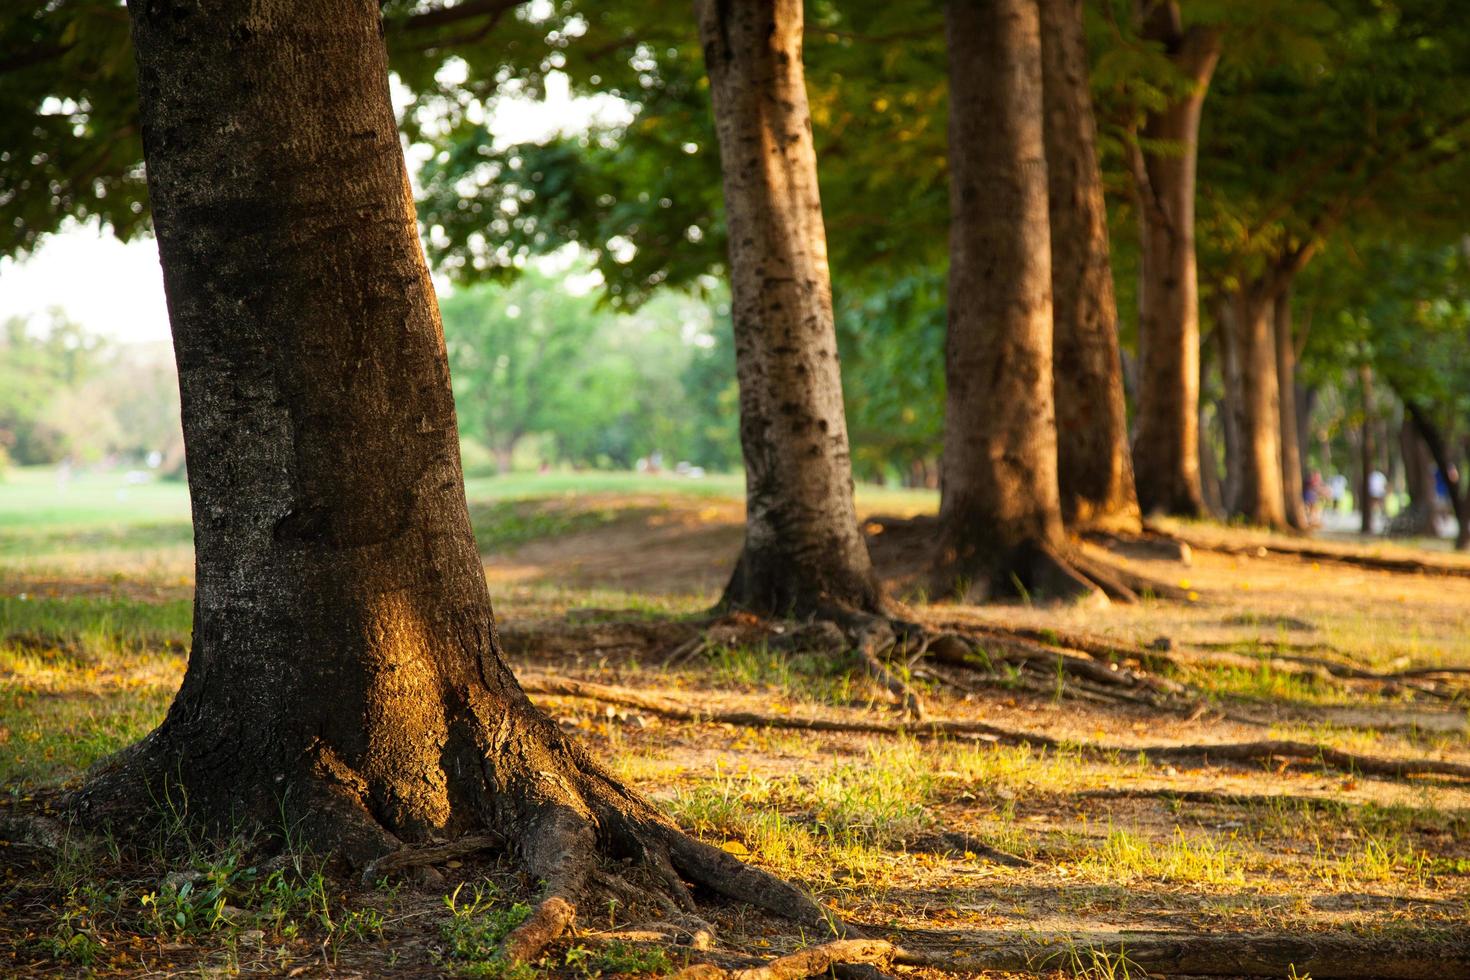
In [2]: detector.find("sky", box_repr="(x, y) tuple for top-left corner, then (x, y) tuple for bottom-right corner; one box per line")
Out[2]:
(0, 68), (628, 346)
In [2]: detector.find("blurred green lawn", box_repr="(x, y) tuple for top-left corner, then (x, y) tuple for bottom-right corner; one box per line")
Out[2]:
(0, 464), (937, 565)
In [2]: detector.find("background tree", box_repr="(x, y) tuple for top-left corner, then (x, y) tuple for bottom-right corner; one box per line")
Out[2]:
(935, 0), (1101, 602)
(75, 3), (822, 966)
(1124, 0), (1219, 518)
(1039, 0), (1139, 532)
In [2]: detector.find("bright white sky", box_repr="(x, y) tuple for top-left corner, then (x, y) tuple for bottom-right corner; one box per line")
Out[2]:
(0, 69), (628, 345)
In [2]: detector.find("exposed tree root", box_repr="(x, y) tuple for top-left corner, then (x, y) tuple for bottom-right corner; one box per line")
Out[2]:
(1145, 521), (1470, 578)
(669, 930), (1468, 979)
(905, 831), (1033, 867)
(673, 939), (896, 980)
(519, 673), (1470, 782)
(360, 833), (503, 885)
(891, 930), (1470, 978)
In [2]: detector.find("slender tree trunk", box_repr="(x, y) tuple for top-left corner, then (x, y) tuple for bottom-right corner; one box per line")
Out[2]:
(1128, 3), (1218, 518)
(934, 0), (1098, 603)
(1275, 289), (1307, 529)
(1360, 364), (1376, 535)
(1039, 0), (1139, 533)
(1196, 330), (1224, 515)
(1216, 299), (1243, 514)
(695, 0), (883, 617)
(1405, 403), (1470, 550)
(1228, 286), (1288, 528)
(1298, 385), (1317, 480)
(493, 437), (518, 475)
(73, 0), (821, 952)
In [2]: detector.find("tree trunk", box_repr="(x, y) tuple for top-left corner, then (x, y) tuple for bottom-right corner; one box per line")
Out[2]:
(1275, 289), (1308, 529)
(493, 438), (518, 475)
(72, 1), (824, 957)
(1392, 417), (1438, 536)
(1360, 364), (1376, 535)
(934, 0), (1098, 603)
(695, 0), (883, 617)
(1038, 0), (1140, 533)
(1128, 3), (1219, 518)
(1216, 299), (1244, 515)
(1405, 403), (1470, 550)
(1229, 286), (1288, 529)
(1196, 329), (1224, 516)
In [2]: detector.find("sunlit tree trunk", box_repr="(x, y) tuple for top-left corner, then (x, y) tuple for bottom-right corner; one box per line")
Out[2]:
(1275, 289), (1308, 530)
(74, 1), (821, 950)
(1229, 285), (1288, 529)
(1129, 2), (1219, 518)
(695, 0), (883, 617)
(933, 0), (1098, 602)
(1039, 0), (1140, 533)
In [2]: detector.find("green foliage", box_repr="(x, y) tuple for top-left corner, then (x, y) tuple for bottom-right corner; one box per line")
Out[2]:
(0, 314), (180, 468)
(0, 2), (147, 256)
(441, 266), (738, 471)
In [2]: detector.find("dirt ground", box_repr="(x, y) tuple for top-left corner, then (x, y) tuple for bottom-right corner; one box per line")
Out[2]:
(2, 492), (1469, 977)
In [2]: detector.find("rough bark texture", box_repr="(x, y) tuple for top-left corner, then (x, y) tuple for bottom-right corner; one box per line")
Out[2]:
(1229, 286), (1288, 529)
(935, 0), (1097, 602)
(72, 0), (827, 955)
(1129, 3), (1218, 518)
(1038, 0), (1140, 533)
(695, 0), (883, 617)
(1275, 289), (1308, 529)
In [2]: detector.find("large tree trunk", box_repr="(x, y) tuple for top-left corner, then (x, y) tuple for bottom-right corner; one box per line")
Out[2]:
(1128, 2), (1219, 518)
(1275, 289), (1308, 530)
(72, 1), (823, 959)
(695, 0), (883, 617)
(1229, 286), (1288, 529)
(1038, 0), (1140, 533)
(933, 0), (1098, 603)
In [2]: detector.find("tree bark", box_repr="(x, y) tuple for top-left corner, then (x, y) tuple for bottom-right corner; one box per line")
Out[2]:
(1229, 285), (1288, 529)
(934, 0), (1099, 603)
(1128, 2), (1219, 518)
(695, 0), (883, 617)
(1275, 288), (1307, 529)
(71, 0), (824, 955)
(1038, 0), (1140, 533)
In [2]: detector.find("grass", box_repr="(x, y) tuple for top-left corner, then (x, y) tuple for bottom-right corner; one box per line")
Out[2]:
(2, 477), (1469, 973)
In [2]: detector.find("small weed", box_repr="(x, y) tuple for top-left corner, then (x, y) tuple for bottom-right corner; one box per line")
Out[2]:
(437, 881), (535, 976)
(564, 940), (674, 977)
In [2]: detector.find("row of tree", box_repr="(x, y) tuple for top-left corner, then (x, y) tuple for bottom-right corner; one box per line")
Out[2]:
(397, 0), (1470, 546)
(15, 0), (1467, 948)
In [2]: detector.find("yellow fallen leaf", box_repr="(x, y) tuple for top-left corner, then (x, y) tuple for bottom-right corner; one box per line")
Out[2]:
(721, 840), (749, 855)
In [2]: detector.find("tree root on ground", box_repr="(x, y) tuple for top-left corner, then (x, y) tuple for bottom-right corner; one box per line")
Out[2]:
(665, 931), (1469, 979)
(519, 673), (1470, 783)
(1144, 521), (1470, 578)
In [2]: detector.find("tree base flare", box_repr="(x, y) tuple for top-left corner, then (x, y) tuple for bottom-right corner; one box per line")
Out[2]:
(60, 684), (840, 967)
